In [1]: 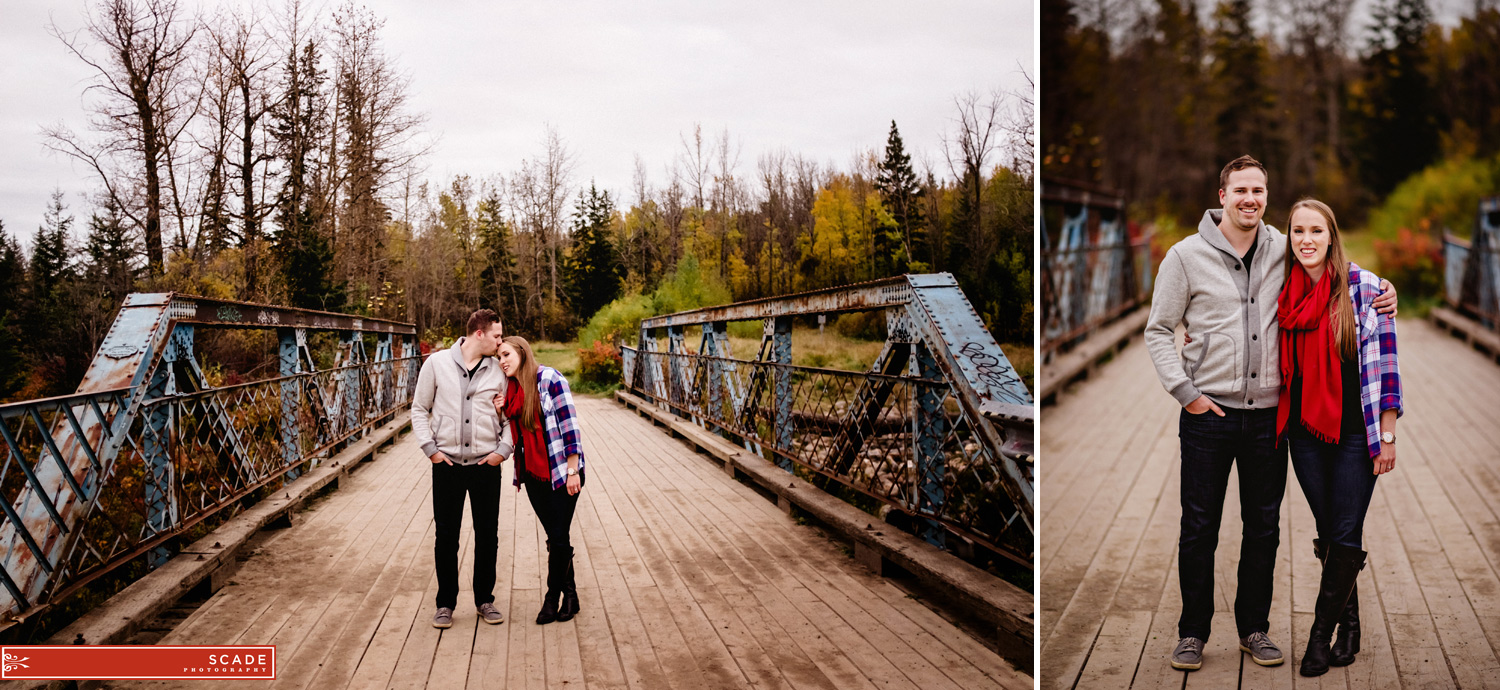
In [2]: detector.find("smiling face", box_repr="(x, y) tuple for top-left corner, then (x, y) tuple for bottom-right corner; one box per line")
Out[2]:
(1218, 167), (1268, 232)
(498, 342), (521, 377)
(1289, 206), (1333, 276)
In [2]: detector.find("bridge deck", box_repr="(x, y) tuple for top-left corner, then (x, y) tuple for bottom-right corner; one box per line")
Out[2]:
(1041, 318), (1500, 689)
(114, 397), (1025, 690)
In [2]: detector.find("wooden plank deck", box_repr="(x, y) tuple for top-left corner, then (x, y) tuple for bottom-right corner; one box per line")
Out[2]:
(109, 397), (1027, 690)
(1040, 318), (1500, 689)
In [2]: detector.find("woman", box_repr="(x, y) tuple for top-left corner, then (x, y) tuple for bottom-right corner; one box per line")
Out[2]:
(1276, 199), (1402, 677)
(493, 335), (586, 624)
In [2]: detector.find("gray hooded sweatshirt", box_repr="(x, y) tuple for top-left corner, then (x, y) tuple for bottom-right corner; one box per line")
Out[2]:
(1145, 209), (1286, 411)
(411, 337), (513, 464)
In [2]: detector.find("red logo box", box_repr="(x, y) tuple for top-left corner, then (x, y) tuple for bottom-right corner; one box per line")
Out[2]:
(1, 646), (276, 680)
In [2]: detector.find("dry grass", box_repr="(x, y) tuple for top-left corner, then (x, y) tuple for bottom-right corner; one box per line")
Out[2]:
(531, 341), (580, 378)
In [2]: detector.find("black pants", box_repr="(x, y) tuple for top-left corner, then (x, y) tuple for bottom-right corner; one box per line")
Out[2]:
(1177, 406), (1286, 641)
(1288, 426), (1378, 549)
(432, 461), (504, 609)
(523, 474), (579, 553)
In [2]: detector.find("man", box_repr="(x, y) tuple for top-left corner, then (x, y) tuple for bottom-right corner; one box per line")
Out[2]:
(411, 308), (512, 629)
(1145, 156), (1396, 671)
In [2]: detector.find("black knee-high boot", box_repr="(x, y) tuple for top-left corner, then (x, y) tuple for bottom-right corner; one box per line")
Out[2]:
(557, 547), (578, 622)
(537, 540), (561, 625)
(1313, 539), (1362, 666)
(1301, 543), (1366, 677)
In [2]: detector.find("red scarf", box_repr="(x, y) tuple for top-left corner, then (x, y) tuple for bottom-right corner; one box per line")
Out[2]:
(1277, 266), (1342, 443)
(502, 377), (551, 483)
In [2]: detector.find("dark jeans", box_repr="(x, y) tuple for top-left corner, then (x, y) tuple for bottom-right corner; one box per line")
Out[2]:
(523, 475), (579, 551)
(432, 461), (505, 609)
(1177, 406), (1286, 641)
(1288, 425), (1378, 549)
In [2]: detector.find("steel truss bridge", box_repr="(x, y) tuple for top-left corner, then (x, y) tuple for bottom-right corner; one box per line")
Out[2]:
(1443, 196), (1500, 332)
(0, 293), (421, 631)
(620, 273), (1035, 566)
(1040, 179), (1152, 362)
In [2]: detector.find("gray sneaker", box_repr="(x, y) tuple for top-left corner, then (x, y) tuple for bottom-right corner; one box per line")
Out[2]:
(1171, 637), (1205, 670)
(478, 602), (504, 625)
(1239, 631), (1284, 666)
(432, 607), (454, 629)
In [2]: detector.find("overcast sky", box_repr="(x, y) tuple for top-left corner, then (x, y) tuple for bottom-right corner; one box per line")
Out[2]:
(0, 0), (1031, 251)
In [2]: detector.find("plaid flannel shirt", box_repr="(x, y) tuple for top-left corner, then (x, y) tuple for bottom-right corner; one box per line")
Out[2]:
(1349, 263), (1403, 459)
(512, 365), (586, 490)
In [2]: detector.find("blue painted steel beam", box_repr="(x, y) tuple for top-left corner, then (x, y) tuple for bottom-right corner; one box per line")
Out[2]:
(280, 329), (302, 481)
(768, 317), (793, 472)
(911, 342), (948, 547)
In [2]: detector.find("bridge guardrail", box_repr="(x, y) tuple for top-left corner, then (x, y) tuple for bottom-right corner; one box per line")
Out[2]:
(0, 293), (421, 632)
(621, 273), (1034, 566)
(1041, 178), (1151, 362)
(1444, 196), (1500, 331)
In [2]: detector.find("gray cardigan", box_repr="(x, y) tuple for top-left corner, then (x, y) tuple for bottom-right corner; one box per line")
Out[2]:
(1145, 210), (1286, 411)
(410, 338), (513, 464)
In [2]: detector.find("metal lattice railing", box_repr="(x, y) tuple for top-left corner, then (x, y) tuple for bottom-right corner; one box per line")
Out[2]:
(621, 274), (1034, 565)
(1041, 178), (1152, 360)
(1444, 197), (1500, 331)
(625, 349), (1021, 556)
(0, 293), (420, 630)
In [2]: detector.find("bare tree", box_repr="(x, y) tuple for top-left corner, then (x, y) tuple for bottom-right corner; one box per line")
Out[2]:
(944, 89), (1005, 268)
(676, 123), (711, 209)
(1007, 68), (1036, 180)
(44, 0), (201, 277)
(504, 126), (574, 339)
(207, 5), (279, 296)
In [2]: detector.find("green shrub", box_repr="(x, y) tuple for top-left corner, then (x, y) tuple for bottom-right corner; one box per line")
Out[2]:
(834, 311), (885, 340)
(577, 254), (732, 348)
(1367, 154), (1500, 242)
(1365, 154), (1499, 302)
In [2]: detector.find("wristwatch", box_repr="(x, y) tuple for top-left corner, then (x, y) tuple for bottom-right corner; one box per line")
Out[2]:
(1381, 431), (1396, 444)
(566, 467), (578, 476)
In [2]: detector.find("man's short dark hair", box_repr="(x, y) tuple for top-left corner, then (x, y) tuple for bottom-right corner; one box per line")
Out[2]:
(467, 309), (501, 335)
(1219, 155), (1268, 190)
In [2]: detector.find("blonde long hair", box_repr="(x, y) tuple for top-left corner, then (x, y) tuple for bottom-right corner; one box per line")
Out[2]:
(503, 336), (542, 431)
(1284, 199), (1357, 360)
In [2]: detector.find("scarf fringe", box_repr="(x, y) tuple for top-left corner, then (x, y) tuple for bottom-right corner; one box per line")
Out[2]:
(1300, 416), (1340, 444)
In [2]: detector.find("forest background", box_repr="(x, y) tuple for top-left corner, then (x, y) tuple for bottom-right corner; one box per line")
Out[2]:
(1043, 0), (1500, 298)
(0, 0), (1034, 402)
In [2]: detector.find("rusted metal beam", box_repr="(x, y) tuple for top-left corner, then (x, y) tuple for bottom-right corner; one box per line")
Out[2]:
(163, 294), (416, 334)
(640, 275), (912, 329)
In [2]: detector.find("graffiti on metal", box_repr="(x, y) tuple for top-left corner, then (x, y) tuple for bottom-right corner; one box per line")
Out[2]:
(1041, 179), (1152, 358)
(959, 341), (1025, 394)
(216, 306), (242, 322)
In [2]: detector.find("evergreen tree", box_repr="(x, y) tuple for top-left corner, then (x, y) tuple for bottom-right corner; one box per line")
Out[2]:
(1351, 0), (1438, 195)
(279, 206), (345, 311)
(1210, 0), (1280, 168)
(565, 183), (623, 323)
(31, 190), (74, 298)
(476, 191), (521, 318)
(0, 220), (26, 399)
(25, 191), (76, 372)
(84, 196), (138, 302)
(270, 39), (343, 311)
(0, 219), (23, 302)
(875, 121), (926, 272)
